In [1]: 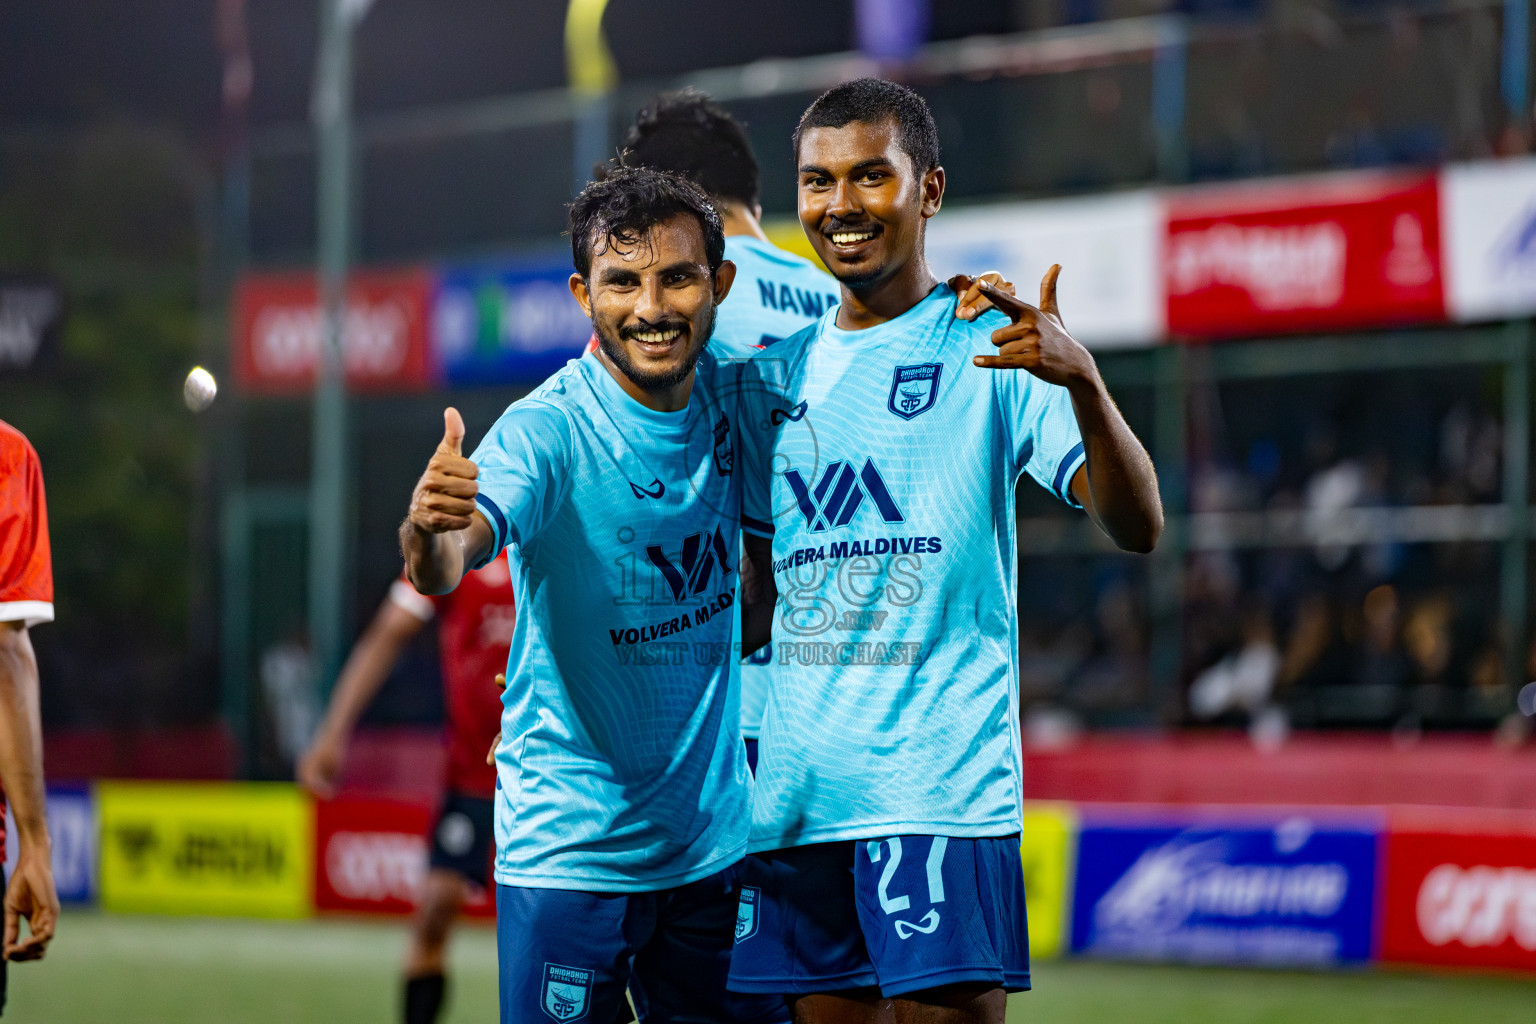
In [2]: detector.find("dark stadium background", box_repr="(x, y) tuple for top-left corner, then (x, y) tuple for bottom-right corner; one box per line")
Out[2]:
(2, 0), (1520, 773)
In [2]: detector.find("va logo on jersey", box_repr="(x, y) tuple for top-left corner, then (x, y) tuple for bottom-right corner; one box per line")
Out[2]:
(888, 363), (943, 420)
(647, 526), (734, 603)
(712, 413), (733, 476)
(541, 963), (593, 1021)
(736, 885), (761, 942)
(784, 458), (904, 533)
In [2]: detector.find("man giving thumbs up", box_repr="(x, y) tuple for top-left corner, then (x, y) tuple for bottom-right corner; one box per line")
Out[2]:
(401, 166), (785, 1024)
(400, 408), (490, 591)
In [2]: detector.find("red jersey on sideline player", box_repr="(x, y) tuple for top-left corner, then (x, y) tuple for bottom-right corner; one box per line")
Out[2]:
(0, 420), (54, 862)
(386, 555), (512, 798)
(0, 421), (53, 633)
(0, 418), (61, 972)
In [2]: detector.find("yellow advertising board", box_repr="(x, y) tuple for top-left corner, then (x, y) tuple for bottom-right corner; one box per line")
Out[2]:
(97, 782), (313, 918)
(1020, 801), (1079, 959)
(763, 217), (829, 272)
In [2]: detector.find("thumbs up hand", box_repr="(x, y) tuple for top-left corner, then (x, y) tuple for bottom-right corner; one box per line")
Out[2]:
(408, 407), (480, 534)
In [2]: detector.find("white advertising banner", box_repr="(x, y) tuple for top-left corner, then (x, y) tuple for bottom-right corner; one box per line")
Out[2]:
(925, 190), (1163, 348)
(1441, 157), (1536, 322)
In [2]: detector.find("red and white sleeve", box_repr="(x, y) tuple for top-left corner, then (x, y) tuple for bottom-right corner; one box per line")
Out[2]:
(0, 427), (53, 627)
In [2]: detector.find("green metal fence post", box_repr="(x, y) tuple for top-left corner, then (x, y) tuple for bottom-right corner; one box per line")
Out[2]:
(309, 0), (365, 695)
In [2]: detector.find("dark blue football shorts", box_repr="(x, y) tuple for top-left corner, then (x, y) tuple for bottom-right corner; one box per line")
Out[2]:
(496, 863), (790, 1024)
(428, 791), (495, 889)
(728, 834), (1030, 999)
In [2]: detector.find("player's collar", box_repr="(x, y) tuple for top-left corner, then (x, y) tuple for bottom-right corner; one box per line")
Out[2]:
(580, 351), (701, 436)
(820, 282), (952, 346)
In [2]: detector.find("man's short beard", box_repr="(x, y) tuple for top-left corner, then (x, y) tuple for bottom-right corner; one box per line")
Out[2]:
(831, 263), (888, 290)
(596, 300), (717, 393)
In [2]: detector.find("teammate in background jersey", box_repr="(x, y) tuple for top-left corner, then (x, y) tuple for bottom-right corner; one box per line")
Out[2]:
(730, 80), (1163, 1023)
(0, 420), (61, 1014)
(401, 168), (785, 1024)
(298, 556), (512, 1024)
(604, 90), (1012, 767)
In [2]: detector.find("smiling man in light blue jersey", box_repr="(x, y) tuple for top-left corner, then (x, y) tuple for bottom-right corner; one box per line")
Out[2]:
(401, 167), (785, 1024)
(729, 80), (1165, 1023)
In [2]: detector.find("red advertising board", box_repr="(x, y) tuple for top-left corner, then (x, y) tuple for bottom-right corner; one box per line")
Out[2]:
(1166, 172), (1446, 338)
(232, 269), (434, 394)
(1380, 809), (1536, 971)
(314, 795), (493, 918)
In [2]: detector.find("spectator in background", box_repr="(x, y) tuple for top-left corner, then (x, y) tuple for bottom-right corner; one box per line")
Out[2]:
(0, 419), (60, 1011)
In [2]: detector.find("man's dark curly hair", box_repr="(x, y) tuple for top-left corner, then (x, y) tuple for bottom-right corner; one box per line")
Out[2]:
(794, 77), (940, 173)
(601, 89), (761, 211)
(569, 166), (726, 280)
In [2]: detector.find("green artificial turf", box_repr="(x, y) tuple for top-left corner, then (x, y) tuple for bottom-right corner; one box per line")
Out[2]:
(6, 912), (1533, 1023)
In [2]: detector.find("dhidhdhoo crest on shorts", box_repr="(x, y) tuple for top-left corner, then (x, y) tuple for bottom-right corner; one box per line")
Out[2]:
(541, 962), (594, 1021)
(736, 885), (761, 942)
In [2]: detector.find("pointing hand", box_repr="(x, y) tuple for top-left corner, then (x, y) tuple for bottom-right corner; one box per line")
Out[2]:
(408, 408), (480, 534)
(970, 265), (1096, 388)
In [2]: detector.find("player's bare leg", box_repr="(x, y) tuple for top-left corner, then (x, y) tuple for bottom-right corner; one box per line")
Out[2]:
(792, 989), (892, 1024)
(891, 984), (1005, 1024)
(403, 868), (469, 1024)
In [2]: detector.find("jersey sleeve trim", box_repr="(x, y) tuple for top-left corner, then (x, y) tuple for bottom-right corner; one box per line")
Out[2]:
(474, 494), (509, 563)
(0, 600), (53, 627)
(741, 513), (775, 538)
(1053, 442), (1087, 506)
(387, 580), (436, 622)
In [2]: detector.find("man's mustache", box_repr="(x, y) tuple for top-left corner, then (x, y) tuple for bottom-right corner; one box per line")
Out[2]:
(822, 216), (880, 234)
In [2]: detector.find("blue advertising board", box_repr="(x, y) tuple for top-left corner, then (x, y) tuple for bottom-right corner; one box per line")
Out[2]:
(1070, 812), (1380, 967)
(433, 252), (591, 386)
(5, 784), (97, 904)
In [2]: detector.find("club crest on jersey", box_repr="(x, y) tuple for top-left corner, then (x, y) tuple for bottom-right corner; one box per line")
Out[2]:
(784, 458), (905, 533)
(888, 363), (943, 420)
(736, 885), (761, 942)
(712, 413), (733, 476)
(541, 963), (593, 1021)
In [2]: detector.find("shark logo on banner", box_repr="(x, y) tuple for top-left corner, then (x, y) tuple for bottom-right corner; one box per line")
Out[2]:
(541, 963), (593, 1021)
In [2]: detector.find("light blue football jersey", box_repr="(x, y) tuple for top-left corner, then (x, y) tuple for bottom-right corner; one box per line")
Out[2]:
(736, 282), (1087, 851)
(711, 234), (838, 738)
(710, 235), (840, 363)
(470, 349), (750, 891)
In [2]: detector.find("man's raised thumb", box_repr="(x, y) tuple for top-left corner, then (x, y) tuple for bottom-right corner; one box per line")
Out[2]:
(440, 407), (465, 456)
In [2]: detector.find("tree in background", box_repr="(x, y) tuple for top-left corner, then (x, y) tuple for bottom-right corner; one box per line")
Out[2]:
(0, 120), (212, 730)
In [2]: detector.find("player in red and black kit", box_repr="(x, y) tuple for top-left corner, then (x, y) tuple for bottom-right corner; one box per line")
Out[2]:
(298, 554), (512, 1024)
(0, 420), (61, 1015)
